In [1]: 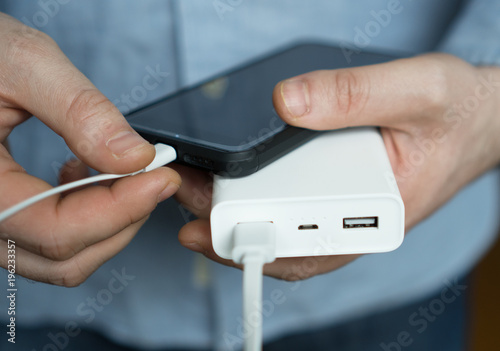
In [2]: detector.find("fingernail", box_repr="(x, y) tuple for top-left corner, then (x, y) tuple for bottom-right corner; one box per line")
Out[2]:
(106, 131), (148, 158)
(183, 242), (205, 253)
(281, 79), (310, 118)
(158, 182), (180, 203)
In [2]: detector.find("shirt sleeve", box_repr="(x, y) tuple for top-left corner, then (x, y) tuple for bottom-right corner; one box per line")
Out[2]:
(438, 0), (500, 66)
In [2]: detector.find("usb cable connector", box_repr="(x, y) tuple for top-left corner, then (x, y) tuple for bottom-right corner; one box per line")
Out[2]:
(232, 221), (276, 351)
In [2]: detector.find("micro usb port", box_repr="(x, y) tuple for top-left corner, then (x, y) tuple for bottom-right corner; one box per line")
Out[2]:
(343, 217), (378, 229)
(298, 224), (319, 230)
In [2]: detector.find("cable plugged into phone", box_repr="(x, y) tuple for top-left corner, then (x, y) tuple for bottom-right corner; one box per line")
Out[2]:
(0, 143), (177, 223)
(211, 128), (405, 350)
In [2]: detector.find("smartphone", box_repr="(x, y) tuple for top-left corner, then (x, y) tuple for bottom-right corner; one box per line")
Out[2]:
(127, 42), (398, 177)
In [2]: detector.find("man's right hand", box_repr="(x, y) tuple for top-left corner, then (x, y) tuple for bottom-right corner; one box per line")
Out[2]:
(0, 13), (181, 286)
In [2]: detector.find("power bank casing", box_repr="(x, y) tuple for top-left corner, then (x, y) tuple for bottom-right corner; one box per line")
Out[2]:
(210, 128), (405, 259)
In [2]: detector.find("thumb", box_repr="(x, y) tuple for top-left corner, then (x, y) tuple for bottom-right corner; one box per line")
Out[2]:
(272, 56), (447, 130)
(1, 18), (154, 174)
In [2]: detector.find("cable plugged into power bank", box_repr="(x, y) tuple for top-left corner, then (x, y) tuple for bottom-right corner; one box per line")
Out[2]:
(0, 143), (177, 223)
(232, 222), (276, 351)
(212, 127), (405, 351)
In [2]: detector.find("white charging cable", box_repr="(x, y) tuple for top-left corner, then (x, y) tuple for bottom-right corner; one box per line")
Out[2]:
(1, 144), (276, 351)
(0, 143), (177, 223)
(232, 222), (277, 351)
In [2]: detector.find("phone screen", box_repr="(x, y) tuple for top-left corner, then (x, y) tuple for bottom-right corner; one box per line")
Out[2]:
(127, 44), (393, 152)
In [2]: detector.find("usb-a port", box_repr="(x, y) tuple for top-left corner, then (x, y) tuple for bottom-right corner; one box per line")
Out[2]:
(343, 217), (378, 229)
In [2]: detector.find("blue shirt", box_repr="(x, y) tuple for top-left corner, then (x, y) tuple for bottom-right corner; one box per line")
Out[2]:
(1, 1), (499, 350)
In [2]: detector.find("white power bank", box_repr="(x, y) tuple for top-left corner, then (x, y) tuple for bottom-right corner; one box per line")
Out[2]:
(210, 128), (405, 259)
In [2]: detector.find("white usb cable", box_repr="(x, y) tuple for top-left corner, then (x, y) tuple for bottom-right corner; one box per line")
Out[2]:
(0, 143), (177, 223)
(1, 143), (278, 351)
(232, 222), (277, 351)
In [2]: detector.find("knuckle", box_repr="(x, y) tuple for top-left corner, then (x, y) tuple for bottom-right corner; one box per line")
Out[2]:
(5, 29), (57, 67)
(1, 29), (61, 103)
(45, 255), (91, 287)
(419, 57), (451, 112)
(280, 269), (313, 282)
(66, 88), (117, 139)
(48, 266), (88, 287)
(281, 274), (302, 282)
(330, 69), (368, 121)
(59, 270), (87, 287)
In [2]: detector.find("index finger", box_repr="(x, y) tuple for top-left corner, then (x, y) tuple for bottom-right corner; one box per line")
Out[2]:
(0, 13), (154, 174)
